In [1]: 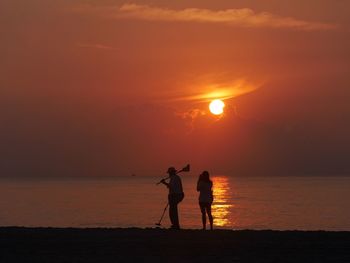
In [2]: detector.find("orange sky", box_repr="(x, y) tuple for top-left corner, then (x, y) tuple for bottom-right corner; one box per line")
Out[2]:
(1, 0), (350, 176)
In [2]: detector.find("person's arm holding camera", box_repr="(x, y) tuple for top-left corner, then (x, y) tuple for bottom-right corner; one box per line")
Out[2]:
(160, 179), (169, 188)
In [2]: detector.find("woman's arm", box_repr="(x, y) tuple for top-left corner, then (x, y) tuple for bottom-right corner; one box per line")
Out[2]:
(197, 181), (201, 192)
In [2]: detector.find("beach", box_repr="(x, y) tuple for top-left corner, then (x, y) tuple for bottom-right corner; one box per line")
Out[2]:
(1, 227), (350, 262)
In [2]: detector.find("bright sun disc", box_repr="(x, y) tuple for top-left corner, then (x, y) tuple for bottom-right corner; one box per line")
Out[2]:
(209, 99), (225, 115)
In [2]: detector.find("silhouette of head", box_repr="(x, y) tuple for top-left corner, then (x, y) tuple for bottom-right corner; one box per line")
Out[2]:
(167, 167), (177, 175)
(200, 171), (210, 181)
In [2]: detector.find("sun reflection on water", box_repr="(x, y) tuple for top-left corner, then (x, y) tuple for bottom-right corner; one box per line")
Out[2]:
(212, 176), (233, 227)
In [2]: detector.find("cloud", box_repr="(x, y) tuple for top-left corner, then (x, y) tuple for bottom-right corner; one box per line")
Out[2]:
(175, 108), (206, 133)
(73, 3), (337, 31)
(76, 43), (119, 51)
(167, 79), (261, 103)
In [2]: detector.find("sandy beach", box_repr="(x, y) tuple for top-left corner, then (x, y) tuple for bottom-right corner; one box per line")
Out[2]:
(0, 227), (349, 262)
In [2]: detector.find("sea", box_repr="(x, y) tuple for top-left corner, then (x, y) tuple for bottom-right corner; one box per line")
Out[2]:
(0, 175), (349, 230)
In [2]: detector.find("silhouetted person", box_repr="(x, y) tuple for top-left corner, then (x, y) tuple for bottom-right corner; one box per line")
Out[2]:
(161, 167), (184, 229)
(197, 171), (213, 230)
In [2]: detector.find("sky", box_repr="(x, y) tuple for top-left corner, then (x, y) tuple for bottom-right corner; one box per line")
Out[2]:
(1, 0), (350, 176)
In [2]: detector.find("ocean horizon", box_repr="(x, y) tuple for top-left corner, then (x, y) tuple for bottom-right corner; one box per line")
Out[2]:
(1, 175), (349, 231)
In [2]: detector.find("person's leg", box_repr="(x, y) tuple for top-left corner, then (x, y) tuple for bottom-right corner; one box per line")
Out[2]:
(168, 195), (176, 227)
(172, 202), (179, 228)
(169, 194), (180, 229)
(199, 202), (206, 230)
(175, 193), (184, 229)
(206, 204), (213, 230)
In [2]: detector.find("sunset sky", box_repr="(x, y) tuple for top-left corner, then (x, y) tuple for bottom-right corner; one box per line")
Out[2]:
(1, 0), (350, 176)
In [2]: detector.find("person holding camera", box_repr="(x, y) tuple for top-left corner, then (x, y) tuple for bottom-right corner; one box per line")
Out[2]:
(160, 167), (185, 229)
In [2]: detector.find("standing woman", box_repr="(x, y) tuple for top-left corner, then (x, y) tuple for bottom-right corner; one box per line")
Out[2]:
(197, 171), (213, 230)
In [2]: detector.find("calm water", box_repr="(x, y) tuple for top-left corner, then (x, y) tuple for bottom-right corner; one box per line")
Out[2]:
(0, 176), (349, 230)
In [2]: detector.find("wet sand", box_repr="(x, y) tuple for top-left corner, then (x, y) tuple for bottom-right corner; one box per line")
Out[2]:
(0, 227), (350, 262)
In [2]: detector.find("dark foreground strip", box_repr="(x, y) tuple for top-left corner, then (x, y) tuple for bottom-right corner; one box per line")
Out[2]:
(0, 227), (350, 263)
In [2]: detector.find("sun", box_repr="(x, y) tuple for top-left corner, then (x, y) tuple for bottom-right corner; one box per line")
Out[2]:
(209, 99), (225, 115)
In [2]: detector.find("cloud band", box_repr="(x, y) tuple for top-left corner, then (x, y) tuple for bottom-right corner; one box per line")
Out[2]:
(77, 3), (337, 31)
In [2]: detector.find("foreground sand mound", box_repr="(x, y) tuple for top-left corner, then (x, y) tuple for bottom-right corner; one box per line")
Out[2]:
(0, 227), (350, 262)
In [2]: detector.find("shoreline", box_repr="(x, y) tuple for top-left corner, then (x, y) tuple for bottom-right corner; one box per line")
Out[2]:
(1, 227), (350, 262)
(2, 226), (350, 232)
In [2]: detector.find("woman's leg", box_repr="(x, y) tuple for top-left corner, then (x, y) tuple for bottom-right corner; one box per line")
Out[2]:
(199, 203), (206, 230)
(206, 204), (213, 230)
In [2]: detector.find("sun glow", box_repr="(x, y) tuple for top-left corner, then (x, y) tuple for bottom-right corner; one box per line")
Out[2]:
(167, 79), (260, 103)
(209, 99), (225, 115)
